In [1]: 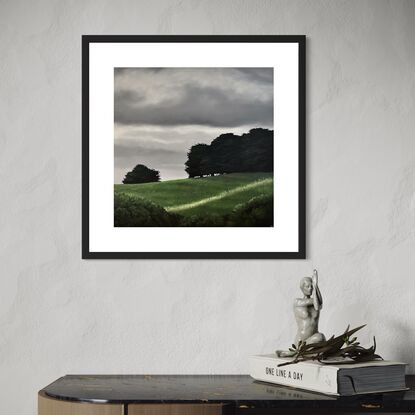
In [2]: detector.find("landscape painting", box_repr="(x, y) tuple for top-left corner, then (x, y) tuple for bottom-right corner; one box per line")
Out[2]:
(114, 67), (274, 227)
(83, 36), (305, 258)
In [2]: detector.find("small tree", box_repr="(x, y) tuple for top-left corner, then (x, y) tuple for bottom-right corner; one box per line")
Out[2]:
(122, 164), (160, 184)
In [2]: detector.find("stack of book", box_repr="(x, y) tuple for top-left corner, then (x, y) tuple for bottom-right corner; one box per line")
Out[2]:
(249, 354), (407, 396)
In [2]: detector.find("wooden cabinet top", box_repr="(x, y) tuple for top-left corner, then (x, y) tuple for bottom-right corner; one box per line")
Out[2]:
(41, 375), (415, 411)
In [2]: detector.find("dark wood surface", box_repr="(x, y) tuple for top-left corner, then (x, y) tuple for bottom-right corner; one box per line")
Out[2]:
(41, 375), (415, 411)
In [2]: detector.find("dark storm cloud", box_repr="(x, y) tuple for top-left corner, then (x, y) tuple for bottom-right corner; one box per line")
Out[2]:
(235, 68), (274, 84)
(114, 67), (273, 128)
(115, 84), (273, 127)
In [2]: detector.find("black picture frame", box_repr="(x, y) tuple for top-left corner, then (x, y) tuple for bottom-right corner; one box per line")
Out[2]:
(82, 35), (306, 259)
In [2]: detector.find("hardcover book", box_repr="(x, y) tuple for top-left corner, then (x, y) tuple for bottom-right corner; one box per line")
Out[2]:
(249, 354), (407, 396)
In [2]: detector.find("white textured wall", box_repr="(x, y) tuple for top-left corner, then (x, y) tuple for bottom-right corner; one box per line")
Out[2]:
(1, 1), (415, 413)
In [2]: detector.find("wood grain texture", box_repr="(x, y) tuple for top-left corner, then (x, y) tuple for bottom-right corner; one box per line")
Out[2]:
(38, 392), (124, 415)
(129, 404), (225, 415)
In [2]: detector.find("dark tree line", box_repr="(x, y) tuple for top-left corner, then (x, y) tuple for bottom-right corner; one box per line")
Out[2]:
(185, 128), (273, 178)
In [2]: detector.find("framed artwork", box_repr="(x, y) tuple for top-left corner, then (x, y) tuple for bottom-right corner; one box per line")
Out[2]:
(82, 35), (305, 259)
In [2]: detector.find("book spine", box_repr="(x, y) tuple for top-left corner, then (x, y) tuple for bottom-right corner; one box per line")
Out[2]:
(249, 357), (339, 395)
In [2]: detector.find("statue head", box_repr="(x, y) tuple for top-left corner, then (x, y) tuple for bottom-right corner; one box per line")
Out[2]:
(300, 277), (313, 297)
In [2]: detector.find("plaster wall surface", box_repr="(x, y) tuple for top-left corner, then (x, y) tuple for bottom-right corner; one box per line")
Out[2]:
(1, 1), (415, 413)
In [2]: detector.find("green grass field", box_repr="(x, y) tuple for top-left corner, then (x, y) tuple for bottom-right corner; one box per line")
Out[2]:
(114, 172), (273, 217)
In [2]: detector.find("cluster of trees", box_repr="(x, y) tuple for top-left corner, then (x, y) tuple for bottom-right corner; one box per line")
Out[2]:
(121, 128), (273, 184)
(185, 128), (273, 178)
(122, 164), (160, 184)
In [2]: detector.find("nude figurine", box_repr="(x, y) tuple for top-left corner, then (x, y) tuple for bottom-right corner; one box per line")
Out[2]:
(276, 270), (325, 357)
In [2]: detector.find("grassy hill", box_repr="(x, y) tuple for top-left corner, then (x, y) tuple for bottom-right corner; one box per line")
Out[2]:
(114, 172), (273, 218)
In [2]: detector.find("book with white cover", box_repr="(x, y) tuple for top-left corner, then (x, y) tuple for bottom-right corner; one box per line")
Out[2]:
(249, 354), (407, 396)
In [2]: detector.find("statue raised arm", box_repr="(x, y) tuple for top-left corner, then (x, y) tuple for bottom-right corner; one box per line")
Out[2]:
(312, 269), (323, 312)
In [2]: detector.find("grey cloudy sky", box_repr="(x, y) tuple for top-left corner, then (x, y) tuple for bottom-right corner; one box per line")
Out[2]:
(114, 67), (273, 182)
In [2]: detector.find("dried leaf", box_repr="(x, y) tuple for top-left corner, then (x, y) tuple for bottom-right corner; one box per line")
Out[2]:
(277, 325), (381, 367)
